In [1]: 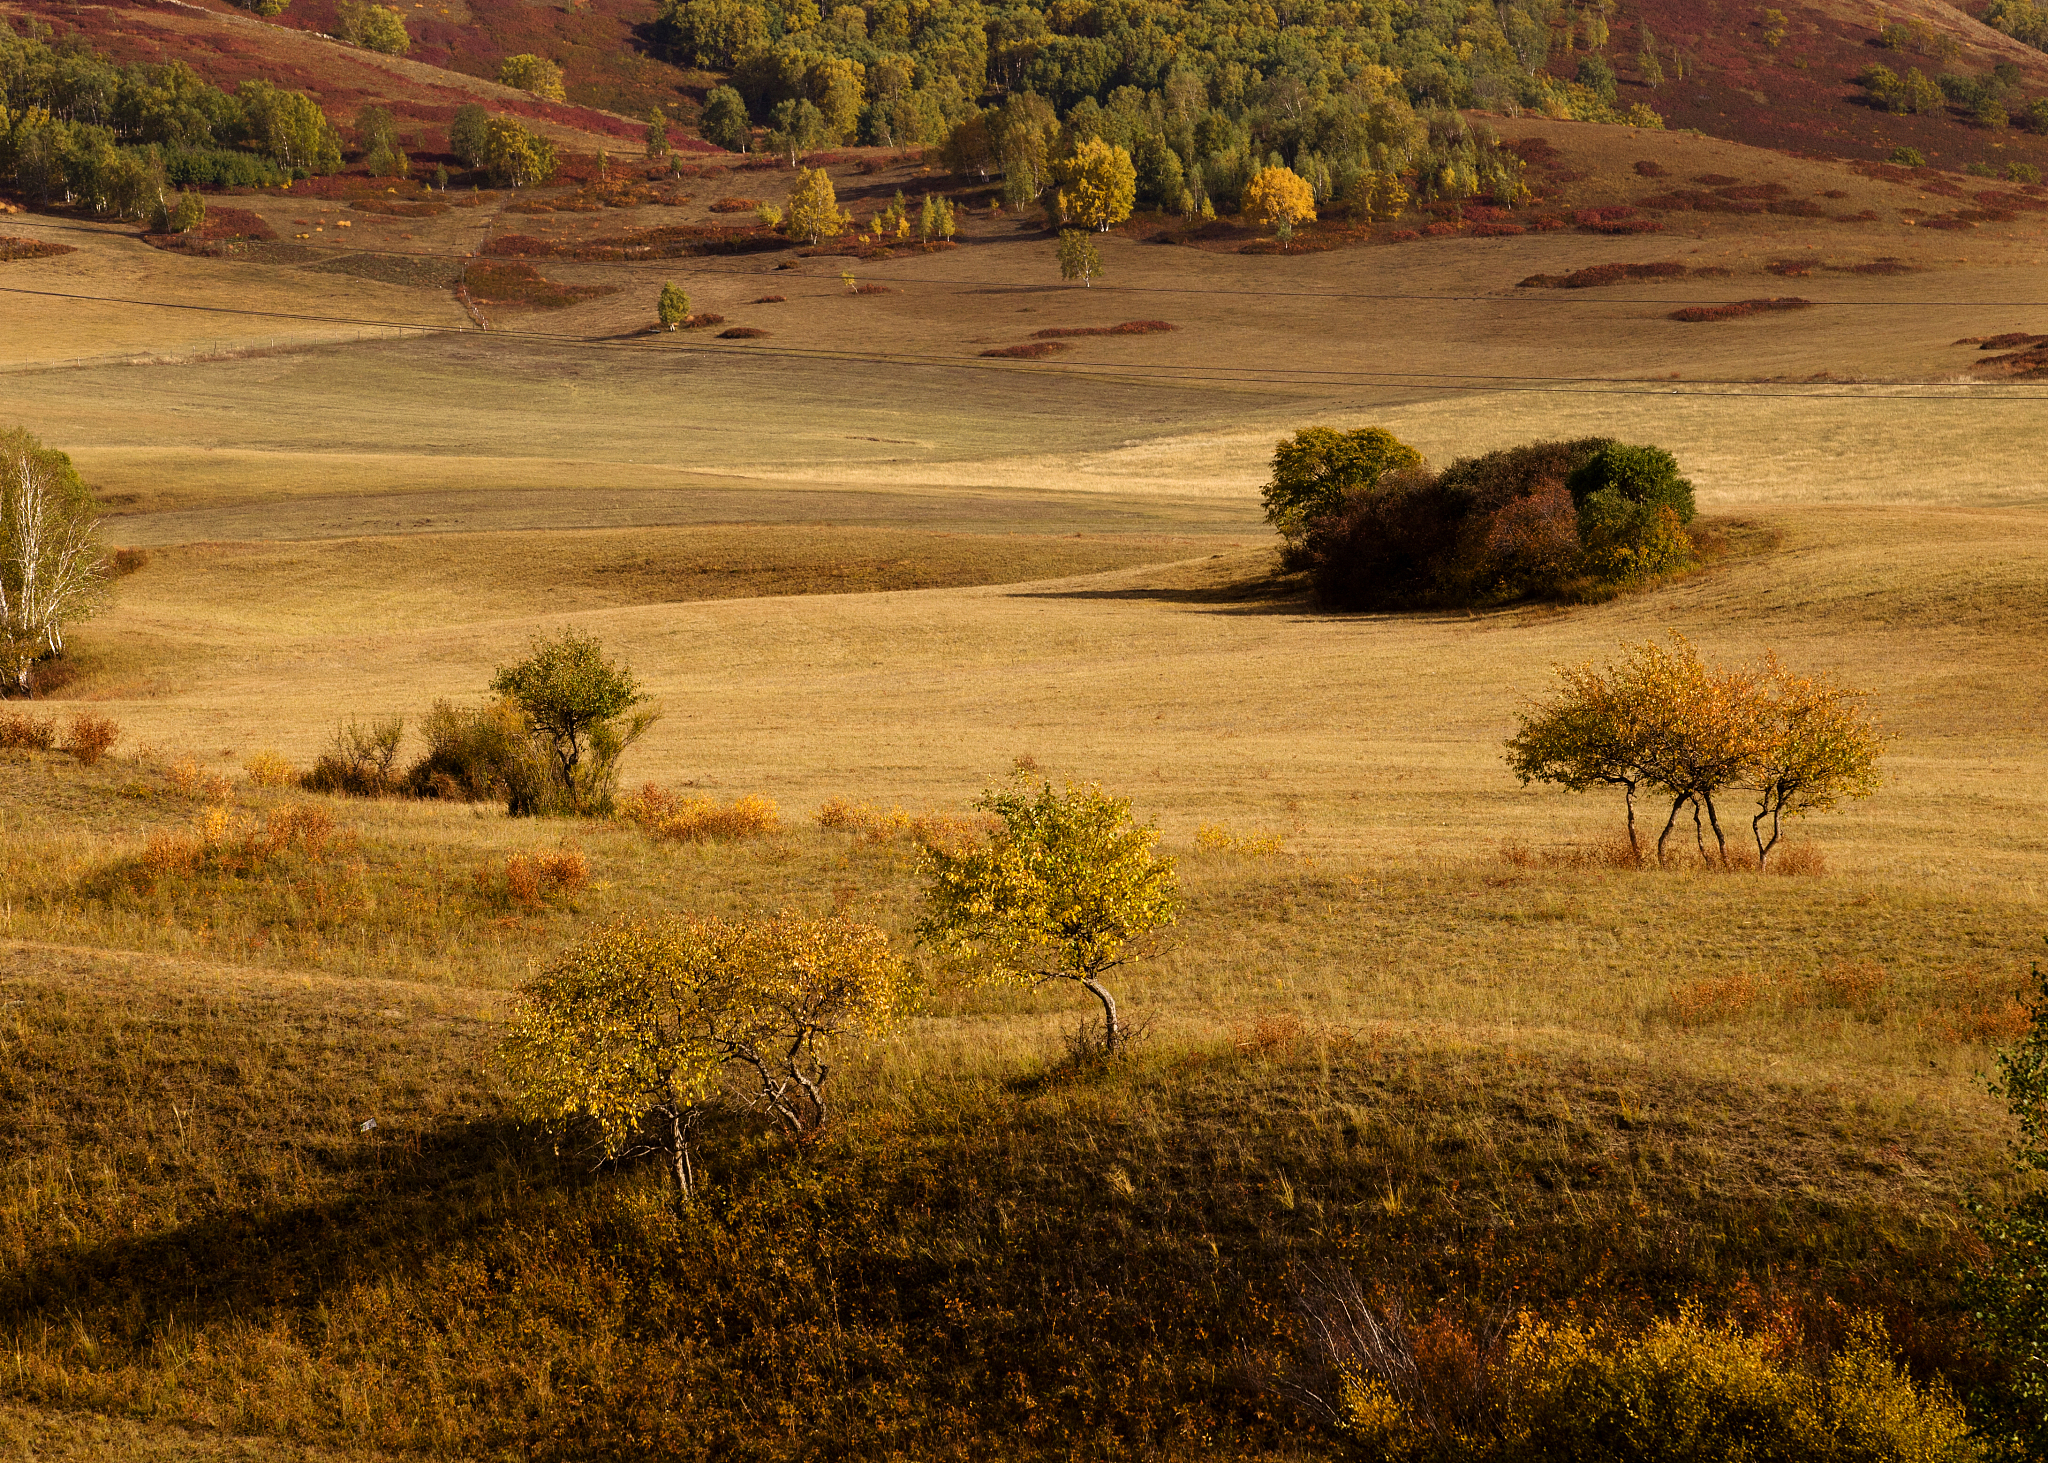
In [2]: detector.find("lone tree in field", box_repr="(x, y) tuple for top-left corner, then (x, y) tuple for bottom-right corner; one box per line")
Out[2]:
(917, 774), (1181, 1056)
(644, 106), (670, 160)
(658, 281), (690, 330)
(1243, 165), (1316, 234)
(337, 0), (409, 55)
(1262, 425), (1423, 542)
(782, 165), (844, 244)
(1053, 137), (1137, 231)
(491, 629), (658, 814)
(1057, 229), (1102, 286)
(1, 428), (109, 696)
(501, 914), (908, 1202)
(1505, 634), (1883, 868)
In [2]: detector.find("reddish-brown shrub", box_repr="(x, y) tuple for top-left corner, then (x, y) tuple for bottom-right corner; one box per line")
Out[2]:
(62, 713), (119, 766)
(1672, 972), (1762, 1025)
(109, 547), (148, 576)
(981, 341), (1070, 358)
(1031, 321), (1178, 338)
(462, 259), (615, 309)
(717, 326), (768, 338)
(709, 197), (758, 213)
(683, 312), (726, 328)
(0, 237), (76, 262)
(1692, 172), (1740, 186)
(1519, 261), (1687, 289)
(1468, 222), (1526, 236)
(1669, 297), (1814, 323)
(484, 847), (590, 910)
(752, 294), (787, 303)
(854, 283), (894, 294)
(1633, 159), (1667, 178)
(0, 711), (57, 751)
(1422, 220), (1463, 236)
(1530, 216), (1567, 231)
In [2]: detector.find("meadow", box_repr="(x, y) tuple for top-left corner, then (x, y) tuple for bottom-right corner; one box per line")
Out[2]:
(2, 90), (2048, 1459)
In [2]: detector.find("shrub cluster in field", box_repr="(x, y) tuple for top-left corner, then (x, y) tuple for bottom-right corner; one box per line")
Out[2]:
(300, 630), (659, 818)
(0, 708), (117, 763)
(1268, 428), (1699, 610)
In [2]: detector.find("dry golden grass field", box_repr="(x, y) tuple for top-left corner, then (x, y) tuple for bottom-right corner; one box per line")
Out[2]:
(1, 116), (2047, 1458)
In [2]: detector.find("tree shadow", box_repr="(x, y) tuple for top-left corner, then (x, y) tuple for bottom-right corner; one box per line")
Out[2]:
(0, 1115), (627, 1338)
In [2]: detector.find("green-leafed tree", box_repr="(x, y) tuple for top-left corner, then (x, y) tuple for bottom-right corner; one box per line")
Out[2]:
(490, 629), (658, 814)
(658, 281), (690, 330)
(1262, 425), (1423, 541)
(337, 1), (410, 55)
(699, 86), (751, 152)
(1056, 228), (1101, 286)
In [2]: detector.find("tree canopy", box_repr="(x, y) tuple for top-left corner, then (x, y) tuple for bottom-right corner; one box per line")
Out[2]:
(0, 427), (108, 695)
(1262, 426), (1423, 542)
(917, 774), (1181, 1054)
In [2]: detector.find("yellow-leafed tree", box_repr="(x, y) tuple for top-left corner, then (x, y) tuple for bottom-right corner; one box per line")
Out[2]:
(500, 914), (909, 1202)
(1243, 165), (1316, 232)
(498, 53), (566, 101)
(1053, 136), (1137, 232)
(916, 773), (1181, 1055)
(783, 166), (845, 244)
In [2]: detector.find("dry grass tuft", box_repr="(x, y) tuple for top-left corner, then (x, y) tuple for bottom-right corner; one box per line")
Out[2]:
(1031, 321), (1179, 338)
(814, 796), (988, 852)
(621, 784), (780, 842)
(1196, 823), (1287, 856)
(480, 846), (590, 910)
(1671, 972), (1764, 1025)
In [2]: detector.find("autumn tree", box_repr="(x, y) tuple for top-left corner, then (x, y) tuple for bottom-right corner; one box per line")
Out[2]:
(1506, 635), (1884, 867)
(645, 106), (670, 160)
(490, 629), (658, 814)
(498, 54), (567, 101)
(238, 81), (342, 175)
(917, 774), (1181, 1055)
(658, 281), (690, 330)
(0, 428), (109, 696)
(480, 117), (557, 188)
(1262, 425), (1423, 542)
(1053, 136), (1137, 231)
(1743, 654), (1885, 868)
(501, 914), (908, 1202)
(355, 105), (407, 177)
(1056, 229), (1102, 286)
(1243, 165), (1316, 232)
(448, 102), (490, 168)
(783, 165), (844, 244)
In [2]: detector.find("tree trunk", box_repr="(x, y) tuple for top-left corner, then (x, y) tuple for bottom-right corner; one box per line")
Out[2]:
(1700, 791), (1729, 865)
(1655, 795), (1689, 865)
(1081, 974), (1121, 1054)
(1621, 782), (1640, 863)
(666, 1107), (696, 1204)
(1753, 794), (1784, 870)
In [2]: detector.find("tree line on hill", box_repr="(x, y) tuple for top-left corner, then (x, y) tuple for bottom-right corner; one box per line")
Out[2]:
(0, 20), (565, 216)
(671, 0), (1663, 218)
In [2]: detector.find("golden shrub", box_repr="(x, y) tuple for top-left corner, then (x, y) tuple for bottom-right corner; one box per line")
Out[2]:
(244, 749), (300, 788)
(61, 713), (119, 766)
(620, 784), (779, 842)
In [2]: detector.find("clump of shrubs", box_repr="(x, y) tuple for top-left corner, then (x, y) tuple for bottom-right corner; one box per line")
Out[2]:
(139, 803), (343, 884)
(1, 711), (121, 763)
(1281, 431), (1698, 610)
(621, 785), (779, 842)
(1314, 1296), (1975, 1461)
(302, 717), (405, 797)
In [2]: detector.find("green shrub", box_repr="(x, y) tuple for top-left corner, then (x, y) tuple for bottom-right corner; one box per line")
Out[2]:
(403, 699), (542, 805)
(160, 147), (290, 189)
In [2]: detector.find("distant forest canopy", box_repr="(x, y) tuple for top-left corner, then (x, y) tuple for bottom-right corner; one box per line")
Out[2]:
(659, 0), (1653, 208)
